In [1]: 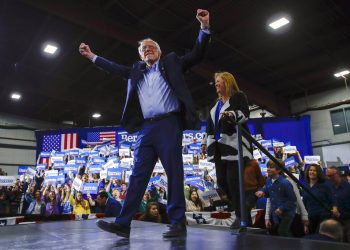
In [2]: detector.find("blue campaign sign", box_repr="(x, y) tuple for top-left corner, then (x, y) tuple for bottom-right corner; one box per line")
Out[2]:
(188, 181), (205, 191)
(92, 157), (105, 164)
(36, 164), (46, 171)
(57, 174), (65, 183)
(260, 140), (272, 148)
(18, 166), (28, 175)
(40, 151), (51, 158)
(76, 157), (87, 165)
(187, 143), (201, 154)
(69, 149), (80, 156)
(89, 151), (99, 157)
(44, 175), (57, 185)
(284, 157), (297, 169)
(185, 176), (202, 184)
(55, 151), (66, 157)
(82, 183), (99, 194)
(89, 164), (102, 174)
(118, 131), (138, 147)
(53, 161), (66, 170)
(184, 165), (194, 175)
(107, 168), (123, 180)
(148, 176), (161, 187)
(64, 164), (78, 174)
(110, 146), (119, 154)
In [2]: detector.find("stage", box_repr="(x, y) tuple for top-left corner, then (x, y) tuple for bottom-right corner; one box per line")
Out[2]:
(0, 218), (348, 250)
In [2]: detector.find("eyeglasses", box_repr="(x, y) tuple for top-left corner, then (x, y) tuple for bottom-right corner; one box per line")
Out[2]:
(140, 45), (157, 52)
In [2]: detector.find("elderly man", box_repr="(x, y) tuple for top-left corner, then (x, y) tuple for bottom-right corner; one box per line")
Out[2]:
(79, 9), (210, 238)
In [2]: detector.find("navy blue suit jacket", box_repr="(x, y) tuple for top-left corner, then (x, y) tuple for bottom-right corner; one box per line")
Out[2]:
(104, 198), (122, 217)
(94, 30), (211, 133)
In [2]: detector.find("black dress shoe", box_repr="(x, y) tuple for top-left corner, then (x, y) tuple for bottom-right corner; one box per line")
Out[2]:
(96, 220), (130, 238)
(162, 223), (187, 238)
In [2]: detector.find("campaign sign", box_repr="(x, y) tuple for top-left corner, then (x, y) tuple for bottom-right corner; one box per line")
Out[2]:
(51, 156), (63, 163)
(198, 159), (215, 170)
(100, 170), (107, 179)
(200, 189), (221, 202)
(208, 169), (217, 180)
(36, 164), (46, 171)
(260, 140), (272, 148)
(64, 164), (78, 174)
(182, 154), (193, 164)
(125, 170), (132, 183)
(253, 149), (262, 160)
(272, 140), (284, 147)
(154, 162), (165, 173)
(45, 170), (58, 176)
(284, 157), (297, 169)
(76, 157), (87, 165)
(304, 155), (321, 164)
(89, 151), (99, 157)
(185, 176), (202, 184)
(187, 143), (201, 154)
(44, 175), (57, 185)
(119, 148), (130, 157)
(53, 161), (66, 170)
(188, 180), (205, 191)
(79, 151), (89, 158)
(157, 176), (168, 189)
(40, 151), (51, 158)
(0, 176), (16, 186)
(118, 131), (138, 146)
(184, 165), (194, 175)
(57, 174), (65, 184)
(82, 183), (99, 195)
(148, 176), (161, 187)
(120, 158), (133, 169)
(110, 146), (119, 154)
(18, 166), (28, 175)
(55, 151), (66, 157)
(89, 164), (102, 174)
(92, 157), (105, 164)
(107, 168), (123, 180)
(72, 177), (83, 191)
(69, 149), (80, 157)
(27, 167), (36, 177)
(283, 146), (297, 154)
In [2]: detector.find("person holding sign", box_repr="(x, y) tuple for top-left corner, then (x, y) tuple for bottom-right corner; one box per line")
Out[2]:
(203, 71), (252, 229)
(79, 9), (211, 238)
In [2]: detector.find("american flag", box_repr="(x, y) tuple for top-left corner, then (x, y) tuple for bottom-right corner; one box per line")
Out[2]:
(87, 131), (116, 145)
(42, 133), (79, 152)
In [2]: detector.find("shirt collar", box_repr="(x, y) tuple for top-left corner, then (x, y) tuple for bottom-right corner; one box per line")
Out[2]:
(146, 60), (160, 72)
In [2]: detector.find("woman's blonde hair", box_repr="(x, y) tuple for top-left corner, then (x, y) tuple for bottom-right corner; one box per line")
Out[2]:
(214, 72), (239, 97)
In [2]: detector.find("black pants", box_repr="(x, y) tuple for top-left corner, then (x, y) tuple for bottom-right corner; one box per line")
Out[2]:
(214, 145), (241, 218)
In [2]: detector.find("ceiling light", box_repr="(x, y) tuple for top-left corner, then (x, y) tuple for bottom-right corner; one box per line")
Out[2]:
(92, 113), (101, 118)
(333, 124), (340, 127)
(334, 70), (350, 78)
(11, 93), (21, 100)
(43, 44), (58, 54)
(269, 17), (290, 29)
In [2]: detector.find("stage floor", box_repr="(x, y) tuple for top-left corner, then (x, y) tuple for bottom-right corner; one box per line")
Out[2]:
(0, 218), (348, 250)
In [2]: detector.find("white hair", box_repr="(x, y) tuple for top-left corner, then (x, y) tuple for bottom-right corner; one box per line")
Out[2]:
(138, 38), (161, 55)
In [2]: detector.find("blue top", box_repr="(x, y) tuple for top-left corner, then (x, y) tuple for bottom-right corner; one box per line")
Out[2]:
(136, 61), (180, 119)
(263, 175), (296, 223)
(214, 99), (224, 141)
(302, 181), (334, 218)
(328, 180), (350, 220)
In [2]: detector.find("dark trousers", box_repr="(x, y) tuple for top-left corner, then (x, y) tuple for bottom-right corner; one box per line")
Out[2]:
(115, 114), (185, 226)
(214, 145), (241, 218)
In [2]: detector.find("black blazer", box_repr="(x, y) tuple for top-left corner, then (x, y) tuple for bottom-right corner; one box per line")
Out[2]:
(95, 30), (211, 133)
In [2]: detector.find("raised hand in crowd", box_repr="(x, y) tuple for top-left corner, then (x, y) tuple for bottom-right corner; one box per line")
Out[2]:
(196, 9), (210, 29)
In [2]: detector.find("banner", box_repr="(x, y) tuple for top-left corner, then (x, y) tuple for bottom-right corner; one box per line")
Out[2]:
(36, 164), (46, 171)
(45, 170), (58, 176)
(283, 146), (297, 154)
(198, 159), (215, 170)
(284, 157), (297, 169)
(51, 156), (64, 163)
(89, 164), (102, 174)
(82, 183), (99, 194)
(0, 176), (16, 186)
(18, 166), (28, 175)
(44, 175), (57, 185)
(199, 189), (221, 202)
(53, 161), (65, 170)
(184, 165), (194, 175)
(304, 155), (321, 164)
(64, 164), (79, 174)
(72, 177), (83, 191)
(107, 168), (123, 180)
(76, 157), (87, 165)
(185, 176), (201, 184)
(92, 157), (105, 164)
(182, 154), (193, 164)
